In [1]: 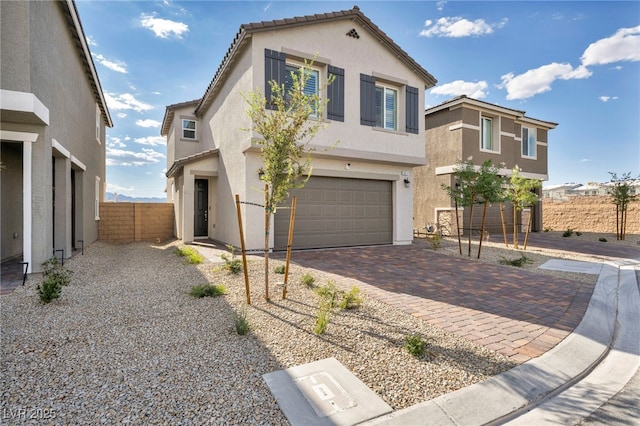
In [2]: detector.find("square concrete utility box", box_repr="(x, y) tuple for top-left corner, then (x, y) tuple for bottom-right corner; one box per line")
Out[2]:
(263, 357), (392, 425)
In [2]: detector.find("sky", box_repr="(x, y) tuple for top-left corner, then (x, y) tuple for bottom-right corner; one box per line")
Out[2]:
(74, 0), (640, 198)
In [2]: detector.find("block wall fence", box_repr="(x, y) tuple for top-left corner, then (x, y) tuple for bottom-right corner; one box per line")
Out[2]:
(98, 203), (174, 243)
(542, 196), (639, 234)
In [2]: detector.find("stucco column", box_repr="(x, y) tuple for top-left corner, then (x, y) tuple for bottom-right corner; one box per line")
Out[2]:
(182, 173), (194, 243)
(53, 155), (72, 258)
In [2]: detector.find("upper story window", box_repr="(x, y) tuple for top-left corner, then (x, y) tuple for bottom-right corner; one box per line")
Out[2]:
(182, 119), (196, 140)
(284, 64), (320, 116)
(96, 104), (101, 144)
(375, 85), (397, 130)
(522, 126), (536, 158)
(480, 116), (499, 153)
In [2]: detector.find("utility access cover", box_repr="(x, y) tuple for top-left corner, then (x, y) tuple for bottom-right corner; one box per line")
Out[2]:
(263, 357), (392, 426)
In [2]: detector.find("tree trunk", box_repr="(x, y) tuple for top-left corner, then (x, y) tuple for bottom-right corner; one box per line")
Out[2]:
(523, 208), (533, 250)
(282, 196), (297, 300)
(477, 202), (488, 259)
(513, 205), (519, 249)
(264, 184), (270, 301)
(467, 202), (474, 257)
(454, 199), (462, 255)
(500, 203), (508, 247)
(235, 194), (251, 305)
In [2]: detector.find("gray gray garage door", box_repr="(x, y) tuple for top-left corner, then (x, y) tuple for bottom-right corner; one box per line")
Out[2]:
(274, 177), (392, 250)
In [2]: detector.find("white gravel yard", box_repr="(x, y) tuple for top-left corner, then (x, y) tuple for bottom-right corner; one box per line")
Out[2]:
(1, 240), (517, 425)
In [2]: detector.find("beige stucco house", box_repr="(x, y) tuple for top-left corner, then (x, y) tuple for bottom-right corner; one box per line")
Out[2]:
(414, 95), (557, 235)
(1, 0), (112, 272)
(162, 6), (436, 251)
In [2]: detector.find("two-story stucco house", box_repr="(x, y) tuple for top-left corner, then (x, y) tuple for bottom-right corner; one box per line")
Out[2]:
(1, 0), (112, 273)
(162, 6), (436, 251)
(414, 95), (557, 235)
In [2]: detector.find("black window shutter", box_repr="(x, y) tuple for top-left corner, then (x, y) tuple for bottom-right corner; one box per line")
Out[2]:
(360, 74), (376, 126)
(264, 49), (286, 110)
(327, 65), (345, 122)
(406, 86), (420, 134)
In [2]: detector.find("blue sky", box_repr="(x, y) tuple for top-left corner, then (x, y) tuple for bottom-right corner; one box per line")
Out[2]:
(75, 1), (640, 198)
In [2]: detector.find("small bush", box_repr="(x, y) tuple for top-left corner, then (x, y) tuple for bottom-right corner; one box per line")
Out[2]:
(176, 246), (204, 264)
(562, 228), (574, 238)
(599, 237), (608, 243)
(339, 286), (363, 310)
(221, 245), (242, 274)
(499, 254), (533, 267)
(301, 273), (315, 287)
(404, 335), (426, 357)
(42, 257), (73, 286)
(313, 281), (340, 334)
(576, 231), (582, 236)
(233, 308), (250, 335)
(544, 227), (553, 232)
(189, 284), (227, 298)
(274, 264), (286, 274)
(37, 276), (62, 304)
(426, 233), (442, 250)
(314, 305), (331, 334)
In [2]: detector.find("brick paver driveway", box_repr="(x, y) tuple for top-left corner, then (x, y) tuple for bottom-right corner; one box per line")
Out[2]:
(278, 235), (625, 363)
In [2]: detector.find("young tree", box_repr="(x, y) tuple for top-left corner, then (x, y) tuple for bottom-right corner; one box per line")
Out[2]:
(441, 159), (503, 257)
(504, 167), (541, 249)
(243, 59), (333, 301)
(607, 172), (638, 241)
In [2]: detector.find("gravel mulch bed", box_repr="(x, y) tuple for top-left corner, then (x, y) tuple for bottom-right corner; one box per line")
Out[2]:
(1, 240), (518, 425)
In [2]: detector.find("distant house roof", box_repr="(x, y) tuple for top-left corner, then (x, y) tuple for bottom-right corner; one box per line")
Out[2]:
(193, 5), (437, 116)
(59, 0), (113, 127)
(161, 99), (200, 136)
(426, 95), (558, 129)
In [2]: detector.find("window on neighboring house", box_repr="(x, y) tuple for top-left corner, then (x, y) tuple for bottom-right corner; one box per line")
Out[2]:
(522, 126), (536, 158)
(182, 119), (196, 139)
(95, 176), (100, 220)
(96, 104), (101, 144)
(480, 117), (500, 152)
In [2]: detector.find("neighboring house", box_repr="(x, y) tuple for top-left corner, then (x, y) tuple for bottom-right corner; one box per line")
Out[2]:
(162, 6), (436, 251)
(542, 183), (582, 200)
(0, 0), (112, 272)
(572, 183), (608, 197)
(414, 95), (557, 235)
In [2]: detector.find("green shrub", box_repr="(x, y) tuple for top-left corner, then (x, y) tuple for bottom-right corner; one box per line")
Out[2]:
(301, 272), (315, 287)
(314, 305), (331, 334)
(42, 257), (73, 286)
(426, 233), (442, 250)
(499, 254), (533, 267)
(576, 231), (582, 236)
(599, 237), (608, 243)
(221, 245), (242, 274)
(274, 264), (286, 274)
(313, 281), (340, 334)
(176, 246), (204, 264)
(339, 286), (363, 310)
(544, 227), (553, 232)
(233, 308), (250, 335)
(37, 276), (62, 304)
(404, 335), (426, 357)
(189, 284), (227, 298)
(562, 228), (574, 238)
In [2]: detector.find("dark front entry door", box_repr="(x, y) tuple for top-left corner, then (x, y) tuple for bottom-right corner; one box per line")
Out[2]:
(194, 179), (208, 237)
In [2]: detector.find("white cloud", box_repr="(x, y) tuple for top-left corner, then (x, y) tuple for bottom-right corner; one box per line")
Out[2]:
(92, 53), (127, 73)
(499, 63), (592, 100)
(581, 25), (640, 67)
(134, 136), (166, 146)
(140, 13), (189, 39)
(579, 158), (592, 163)
(599, 96), (619, 102)
(116, 113), (127, 119)
(86, 35), (97, 46)
(430, 80), (489, 99)
(436, 1), (446, 12)
(419, 16), (507, 38)
(105, 93), (154, 113)
(107, 136), (126, 148)
(106, 182), (134, 193)
(136, 119), (162, 128)
(106, 147), (165, 166)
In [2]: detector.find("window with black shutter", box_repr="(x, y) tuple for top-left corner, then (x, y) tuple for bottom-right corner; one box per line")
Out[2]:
(405, 86), (419, 134)
(360, 74), (376, 126)
(327, 65), (345, 122)
(264, 49), (286, 110)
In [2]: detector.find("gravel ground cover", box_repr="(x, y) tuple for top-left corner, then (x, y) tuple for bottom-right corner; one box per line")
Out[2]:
(2, 240), (518, 425)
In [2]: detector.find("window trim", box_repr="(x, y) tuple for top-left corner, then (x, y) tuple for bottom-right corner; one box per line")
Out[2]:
(96, 104), (101, 144)
(521, 126), (537, 159)
(375, 83), (398, 131)
(181, 118), (197, 141)
(95, 176), (100, 220)
(284, 61), (321, 117)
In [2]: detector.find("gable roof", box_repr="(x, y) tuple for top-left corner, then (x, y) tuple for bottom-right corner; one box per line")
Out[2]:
(194, 5), (437, 116)
(59, 0), (113, 127)
(161, 99), (200, 136)
(426, 95), (558, 129)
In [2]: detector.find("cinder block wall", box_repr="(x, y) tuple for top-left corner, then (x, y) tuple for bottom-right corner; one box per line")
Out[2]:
(99, 203), (174, 243)
(542, 196), (639, 234)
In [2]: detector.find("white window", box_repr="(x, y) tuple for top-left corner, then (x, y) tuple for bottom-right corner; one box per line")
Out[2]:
(481, 117), (493, 151)
(522, 126), (536, 158)
(284, 64), (319, 115)
(95, 176), (100, 220)
(375, 85), (397, 130)
(96, 104), (101, 144)
(182, 119), (196, 139)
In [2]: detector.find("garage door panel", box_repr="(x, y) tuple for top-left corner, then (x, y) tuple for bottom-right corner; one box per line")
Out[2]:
(275, 176), (392, 250)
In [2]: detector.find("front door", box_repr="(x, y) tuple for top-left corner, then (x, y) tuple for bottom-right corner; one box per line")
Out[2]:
(194, 179), (208, 237)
